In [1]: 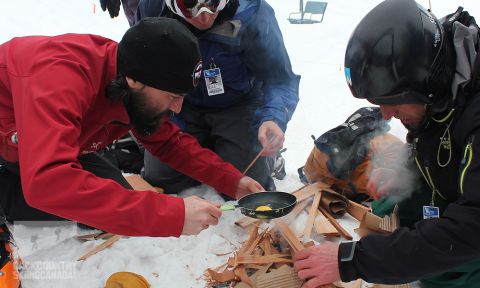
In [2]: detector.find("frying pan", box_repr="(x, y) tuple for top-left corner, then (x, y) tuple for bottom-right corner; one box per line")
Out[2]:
(221, 191), (297, 219)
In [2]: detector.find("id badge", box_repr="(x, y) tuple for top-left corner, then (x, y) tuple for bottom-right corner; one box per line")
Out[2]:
(423, 206), (440, 219)
(204, 68), (224, 96)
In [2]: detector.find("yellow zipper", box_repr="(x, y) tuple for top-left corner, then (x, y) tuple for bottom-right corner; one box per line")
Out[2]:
(413, 136), (447, 201)
(460, 136), (474, 195)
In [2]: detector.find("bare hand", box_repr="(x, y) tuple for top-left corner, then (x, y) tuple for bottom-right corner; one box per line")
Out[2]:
(258, 121), (284, 156)
(182, 196), (222, 235)
(235, 176), (264, 199)
(294, 242), (341, 287)
(366, 168), (398, 200)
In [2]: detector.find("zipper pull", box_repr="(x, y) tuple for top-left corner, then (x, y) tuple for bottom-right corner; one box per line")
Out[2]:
(468, 135), (475, 145)
(462, 135), (475, 164)
(408, 138), (418, 160)
(424, 160), (430, 168)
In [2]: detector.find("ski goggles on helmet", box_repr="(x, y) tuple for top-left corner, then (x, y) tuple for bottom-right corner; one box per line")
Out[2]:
(166, 0), (229, 19)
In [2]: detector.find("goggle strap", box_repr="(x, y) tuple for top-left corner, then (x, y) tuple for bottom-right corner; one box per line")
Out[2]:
(172, 0), (187, 18)
(216, 0), (228, 11)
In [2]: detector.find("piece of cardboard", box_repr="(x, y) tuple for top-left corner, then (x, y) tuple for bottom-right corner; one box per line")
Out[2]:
(346, 199), (370, 221)
(256, 265), (304, 288)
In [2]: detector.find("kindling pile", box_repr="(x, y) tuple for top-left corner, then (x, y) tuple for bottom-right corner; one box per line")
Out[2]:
(205, 182), (405, 288)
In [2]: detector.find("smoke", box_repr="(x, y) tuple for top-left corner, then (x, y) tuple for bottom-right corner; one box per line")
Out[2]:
(314, 106), (423, 203)
(369, 138), (422, 203)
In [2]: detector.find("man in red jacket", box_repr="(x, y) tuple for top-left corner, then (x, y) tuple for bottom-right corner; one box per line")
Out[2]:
(0, 17), (263, 237)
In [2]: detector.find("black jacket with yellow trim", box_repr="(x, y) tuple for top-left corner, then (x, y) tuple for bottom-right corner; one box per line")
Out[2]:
(339, 14), (480, 285)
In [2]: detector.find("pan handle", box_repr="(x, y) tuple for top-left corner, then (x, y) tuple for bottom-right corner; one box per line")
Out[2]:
(220, 204), (240, 211)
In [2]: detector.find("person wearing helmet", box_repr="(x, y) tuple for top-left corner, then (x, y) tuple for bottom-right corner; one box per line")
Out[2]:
(132, 0), (299, 195)
(294, 0), (480, 286)
(0, 17), (263, 239)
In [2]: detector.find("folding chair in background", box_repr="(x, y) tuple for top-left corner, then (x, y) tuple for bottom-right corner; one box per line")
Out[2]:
(288, 1), (328, 24)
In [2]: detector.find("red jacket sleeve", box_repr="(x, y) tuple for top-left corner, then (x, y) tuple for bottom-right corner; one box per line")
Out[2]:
(13, 57), (186, 237)
(136, 121), (243, 199)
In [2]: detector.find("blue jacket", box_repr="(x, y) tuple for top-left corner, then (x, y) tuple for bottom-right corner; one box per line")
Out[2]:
(134, 0), (300, 132)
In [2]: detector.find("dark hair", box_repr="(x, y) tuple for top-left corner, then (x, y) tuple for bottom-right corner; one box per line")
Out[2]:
(105, 75), (171, 136)
(106, 75), (131, 103)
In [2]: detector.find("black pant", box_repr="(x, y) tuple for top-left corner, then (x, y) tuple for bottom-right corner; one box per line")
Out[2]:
(143, 101), (274, 195)
(0, 153), (132, 222)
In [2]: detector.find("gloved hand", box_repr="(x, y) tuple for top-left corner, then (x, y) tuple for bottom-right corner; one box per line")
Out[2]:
(100, 0), (122, 18)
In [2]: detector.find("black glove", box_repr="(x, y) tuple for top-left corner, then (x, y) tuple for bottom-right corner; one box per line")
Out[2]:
(100, 0), (122, 18)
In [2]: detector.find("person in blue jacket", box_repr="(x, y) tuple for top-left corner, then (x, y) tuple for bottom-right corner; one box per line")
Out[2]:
(134, 0), (300, 193)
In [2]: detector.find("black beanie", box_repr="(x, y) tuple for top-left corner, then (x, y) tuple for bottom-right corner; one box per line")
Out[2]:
(117, 17), (202, 94)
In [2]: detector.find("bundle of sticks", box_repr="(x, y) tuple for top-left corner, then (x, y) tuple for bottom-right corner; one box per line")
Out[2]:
(204, 223), (361, 288)
(206, 181), (403, 288)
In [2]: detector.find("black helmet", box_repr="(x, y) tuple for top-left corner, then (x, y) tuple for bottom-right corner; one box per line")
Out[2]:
(344, 0), (453, 106)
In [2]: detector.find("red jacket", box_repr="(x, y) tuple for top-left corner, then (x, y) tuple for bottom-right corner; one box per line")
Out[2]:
(0, 34), (242, 237)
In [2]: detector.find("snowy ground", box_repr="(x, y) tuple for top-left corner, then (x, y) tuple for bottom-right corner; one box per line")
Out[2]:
(3, 0), (480, 287)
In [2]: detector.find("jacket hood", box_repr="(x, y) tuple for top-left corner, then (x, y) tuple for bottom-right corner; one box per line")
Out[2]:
(435, 8), (479, 113)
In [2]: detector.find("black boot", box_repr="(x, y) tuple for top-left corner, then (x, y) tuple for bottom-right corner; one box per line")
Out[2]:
(272, 148), (287, 180)
(264, 176), (277, 191)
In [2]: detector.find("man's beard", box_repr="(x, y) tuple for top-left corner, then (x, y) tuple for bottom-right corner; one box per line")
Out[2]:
(124, 89), (173, 136)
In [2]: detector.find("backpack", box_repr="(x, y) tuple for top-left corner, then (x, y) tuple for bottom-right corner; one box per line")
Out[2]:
(99, 134), (144, 174)
(298, 107), (404, 199)
(0, 223), (21, 288)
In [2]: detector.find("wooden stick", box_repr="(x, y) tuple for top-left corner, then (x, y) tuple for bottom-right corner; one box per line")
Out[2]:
(77, 234), (122, 261)
(274, 219), (305, 253)
(234, 266), (254, 287)
(238, 226), (259, 255)
(303, 191), (322, 239)
(318, 206), (353, 240)
(293, 185), (319, 202)
(234, 254), (292, 265)
(242, 137), (276, 175)
(314, 213), (340, 237)
(288, 199), (310, 221)
(242, 146), (266, 175)
(234, 217), (261, 229)
(76, 232), (115, 241)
